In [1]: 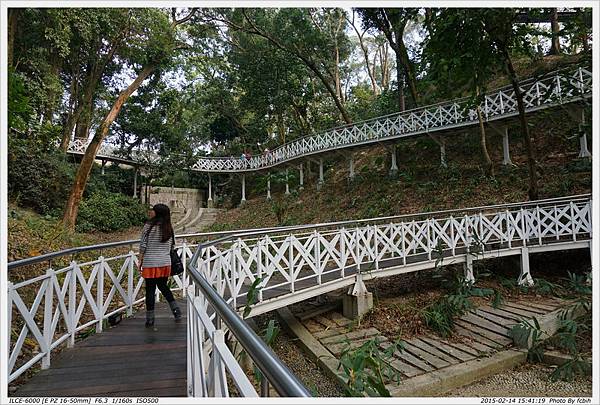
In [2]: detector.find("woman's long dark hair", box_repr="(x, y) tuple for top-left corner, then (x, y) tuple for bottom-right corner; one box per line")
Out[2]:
(147, 203), (173, 243)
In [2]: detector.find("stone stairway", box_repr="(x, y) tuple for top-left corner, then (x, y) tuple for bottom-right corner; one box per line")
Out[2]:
(175, 208), (222, 234)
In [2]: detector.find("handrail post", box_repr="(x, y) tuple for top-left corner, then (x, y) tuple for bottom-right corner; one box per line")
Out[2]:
(182, 241), (188, 297)
(127, 252), (135, 316)
(42, 269), (54, 369)
(7, 281), (13, 375)
(97, 257), (105, 333)
(68, 261), (77, 347)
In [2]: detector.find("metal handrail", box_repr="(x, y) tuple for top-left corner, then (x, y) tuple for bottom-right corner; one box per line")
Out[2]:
(8, 193), (590, 271)
(187, 262), (311, 397)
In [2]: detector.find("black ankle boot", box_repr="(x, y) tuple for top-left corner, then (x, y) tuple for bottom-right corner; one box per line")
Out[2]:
(169, 301), (182, 322)
(145, 310), (155, 328)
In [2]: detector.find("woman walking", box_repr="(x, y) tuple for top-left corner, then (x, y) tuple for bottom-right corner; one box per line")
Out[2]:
(138, 203), (182, 327)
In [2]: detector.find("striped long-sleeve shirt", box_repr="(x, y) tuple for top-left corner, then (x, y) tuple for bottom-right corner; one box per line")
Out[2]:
(139, 223), (173, 268)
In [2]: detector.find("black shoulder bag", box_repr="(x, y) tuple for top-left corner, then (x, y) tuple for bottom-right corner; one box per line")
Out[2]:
(170, 233), (184, 276)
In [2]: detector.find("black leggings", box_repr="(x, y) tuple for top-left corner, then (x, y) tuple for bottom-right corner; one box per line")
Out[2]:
(145, 277), (175, 311)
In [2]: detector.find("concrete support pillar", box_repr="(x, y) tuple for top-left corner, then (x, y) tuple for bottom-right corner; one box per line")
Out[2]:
(133, 167), (138, 198)
(389, 146), (398, 176)
(518, 247), (534, 286)
(207, 174), (214, 208)
(348, 154), (355, 181)
(342, 274), (373, 320)
(299, 163), (304, 190)
(267, 177), (271, 200)
(317, 158), (324, 191)
(578, 110), (591, 158)
(285, 169), (290, 195)
(240, 174), (246, 205)
(502, 127), (514, 166)
(464, 250), (475, 284)
(440, 143), (447, 168)
(101, 160), (106, 175)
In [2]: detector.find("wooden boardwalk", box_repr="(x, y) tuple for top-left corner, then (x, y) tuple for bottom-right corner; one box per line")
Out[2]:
(16, 300), (187, 397)
(298, 297), (566, 391)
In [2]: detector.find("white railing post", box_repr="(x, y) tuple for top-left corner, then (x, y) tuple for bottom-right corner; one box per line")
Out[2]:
(42, 269), (54, 369)
(427, 219), (432, 261)
(210, 329), (228, 397)
(182, 241), (188, 297)
(450, 216), (456, 256)
(186, 286), (195, 397)
(257, 239), (263, 302)
(520, 208), (527, 247)
(7, 281), (13, 375)
(68, 262), (77, 347)
(288, 235), (295, 293)
(127, 252), (134, 316)
(340, 228), (346, 278)
(97, 258), (104, 333)
(570, 201), (577, 241)
(373, 225), (379, 271)
(314, 231), (321, 285)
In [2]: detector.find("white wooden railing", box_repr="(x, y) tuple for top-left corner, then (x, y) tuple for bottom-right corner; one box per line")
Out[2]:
(66, 66), (592, 172)
(192, 196), (592, 316)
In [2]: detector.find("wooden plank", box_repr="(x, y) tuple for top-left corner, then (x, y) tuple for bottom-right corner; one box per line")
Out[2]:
(388, 357), (424, 378)
(460, 313), (513, 338)
(455, 319), (512, 346)
(517, 301), (558, 312)
(401, 341), (451, 369)
(313, 326), (348, 340)
(496, 304), (541, 318)
(296, 302), (339, 321)
(502, 302), (546, 314)
(303, 319), (325, 333)
(419, 336), (476, 362)
(423, 334), (483, 357)
(328, 311), (353, 327)
(329, 335), (387, 355)
(380, 341), (435, 373)
(476, 306), (526, 322)
(314, 314), (339, 329)
(471, 309), (516, 328)
(320, 327), (379, 345)
(406, 338), (460, 364)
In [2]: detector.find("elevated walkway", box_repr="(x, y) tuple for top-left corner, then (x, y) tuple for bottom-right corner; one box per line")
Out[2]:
(66, 66), (592, 174)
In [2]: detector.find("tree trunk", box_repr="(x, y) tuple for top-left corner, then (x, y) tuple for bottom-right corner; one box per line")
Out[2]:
(503, 51), (538, 200)
(549, 8), (561, 55)
(60, 74), (81, 151)
(8, 9), (20, 67)
(62, 65), (156, 230)
(476, 106), (494, 176)
(395, 49), (405, 111)
(476, 83), (494, 176)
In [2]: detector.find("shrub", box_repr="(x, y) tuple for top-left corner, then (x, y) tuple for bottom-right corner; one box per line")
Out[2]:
(77, 191), (147, 232)
(8, 137), (75, 215)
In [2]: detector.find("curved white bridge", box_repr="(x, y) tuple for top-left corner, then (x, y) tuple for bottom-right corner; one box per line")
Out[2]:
(7, 195), (593, 397)
(67, 66), (592, 173)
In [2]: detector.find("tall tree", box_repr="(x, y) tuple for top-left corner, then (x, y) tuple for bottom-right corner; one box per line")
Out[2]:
(219, 8), (354, 125)
(62, 8), (199, 230)
(356, 8), (421, 111)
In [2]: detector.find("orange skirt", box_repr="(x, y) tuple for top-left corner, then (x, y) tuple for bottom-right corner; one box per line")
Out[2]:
(142, 265), (171, 279)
